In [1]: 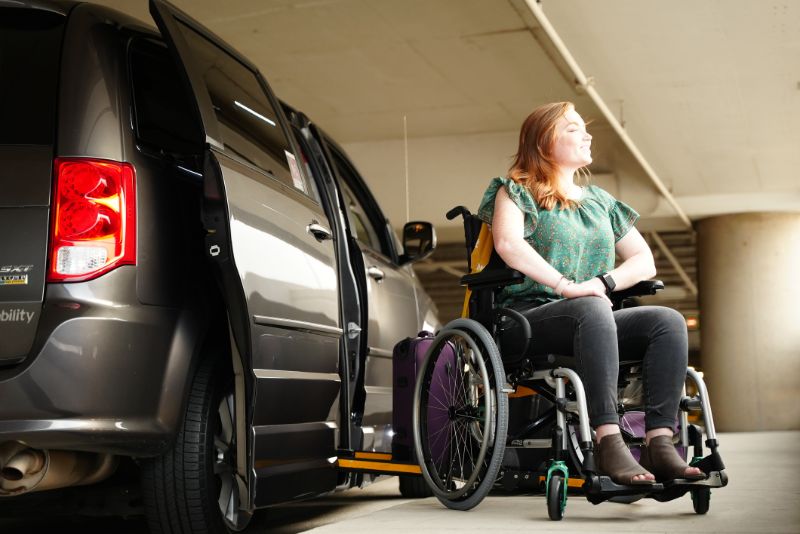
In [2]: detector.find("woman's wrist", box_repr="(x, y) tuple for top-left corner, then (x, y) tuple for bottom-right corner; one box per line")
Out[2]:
(553, 275), (573, 296)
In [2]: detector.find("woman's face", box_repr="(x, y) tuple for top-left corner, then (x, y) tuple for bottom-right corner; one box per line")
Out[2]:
(551, 107), (592, 168)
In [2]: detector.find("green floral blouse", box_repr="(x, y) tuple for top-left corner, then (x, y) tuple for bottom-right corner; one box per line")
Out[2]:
(476, 176), (639, 307)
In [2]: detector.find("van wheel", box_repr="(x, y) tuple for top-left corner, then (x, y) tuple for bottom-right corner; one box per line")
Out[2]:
(142, 358), (252, 533)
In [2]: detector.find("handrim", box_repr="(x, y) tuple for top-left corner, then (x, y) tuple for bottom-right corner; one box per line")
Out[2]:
(415, 327), (493, 501)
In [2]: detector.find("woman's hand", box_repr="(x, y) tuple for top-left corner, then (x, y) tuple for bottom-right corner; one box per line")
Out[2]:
(561, 277), (612, 307)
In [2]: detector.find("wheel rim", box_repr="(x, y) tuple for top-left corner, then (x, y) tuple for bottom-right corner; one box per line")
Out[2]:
(417, 328), (494, 501)
(214, 390), (250, 531)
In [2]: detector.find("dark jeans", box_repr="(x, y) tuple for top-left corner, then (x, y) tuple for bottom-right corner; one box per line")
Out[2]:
(512, 296), (688, 430)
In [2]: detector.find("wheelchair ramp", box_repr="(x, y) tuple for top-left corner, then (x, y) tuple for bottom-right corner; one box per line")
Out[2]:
(337, 451), (422, 476)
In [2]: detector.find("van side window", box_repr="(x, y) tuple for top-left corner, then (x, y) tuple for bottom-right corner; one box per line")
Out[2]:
(176, 22), (305, 192)
(340, 179), (381, 252)
(290, 135), (322, 203)
(129, 38), (203, 155)
(329, 148), (391, 257)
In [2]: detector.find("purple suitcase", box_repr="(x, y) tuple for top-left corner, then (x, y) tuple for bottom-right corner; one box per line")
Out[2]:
(391, 331), (455, 464)
(620, 411), (685, 462)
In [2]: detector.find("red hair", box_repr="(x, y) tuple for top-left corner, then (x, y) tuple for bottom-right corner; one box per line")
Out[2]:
(508, 102), (583, 210)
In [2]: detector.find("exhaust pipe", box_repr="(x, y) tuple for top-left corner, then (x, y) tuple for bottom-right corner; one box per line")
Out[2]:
(1, 448), (45, 481)
(0, 442), (117, 496)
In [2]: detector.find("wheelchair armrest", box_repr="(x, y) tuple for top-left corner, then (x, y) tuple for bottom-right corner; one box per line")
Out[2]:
(610, 279), (665, 303)
(461, 267), (525, 290)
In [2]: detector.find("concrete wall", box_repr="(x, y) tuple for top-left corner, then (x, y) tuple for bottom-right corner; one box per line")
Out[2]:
(698, 212), (800, 430)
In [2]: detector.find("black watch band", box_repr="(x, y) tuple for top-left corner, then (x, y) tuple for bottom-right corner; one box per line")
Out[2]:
(596, 272), (616, 295)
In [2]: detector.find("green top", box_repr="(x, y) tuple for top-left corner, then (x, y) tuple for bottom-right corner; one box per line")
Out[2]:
(476, 176), (639, 307)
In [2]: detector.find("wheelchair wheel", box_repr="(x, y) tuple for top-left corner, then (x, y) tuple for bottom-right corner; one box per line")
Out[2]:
(692, 487), (710, 514)
(413, 318), (508, 511)
(546, 474), (566, 521)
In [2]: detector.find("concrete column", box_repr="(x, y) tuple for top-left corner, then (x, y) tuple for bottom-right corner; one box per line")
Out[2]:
(697, 213), (800, 431)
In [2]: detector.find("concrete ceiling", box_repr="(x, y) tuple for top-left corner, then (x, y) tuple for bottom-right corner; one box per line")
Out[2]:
(98, 0), (800, 236)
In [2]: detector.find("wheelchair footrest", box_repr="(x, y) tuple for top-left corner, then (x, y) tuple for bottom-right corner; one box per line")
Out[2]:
(584, 470), (728, 505)
(662, 470), (728, 489)
(649, 472), (726, 503)
(584, 475), (664, 503)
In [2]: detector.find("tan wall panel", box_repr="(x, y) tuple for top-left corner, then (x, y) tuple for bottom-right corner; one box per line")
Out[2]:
(698, 212), (800, 430)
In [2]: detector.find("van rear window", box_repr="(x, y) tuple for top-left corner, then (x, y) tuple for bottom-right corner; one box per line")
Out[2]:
(0, 9), (65, 145)
(129, 38), (204, 155)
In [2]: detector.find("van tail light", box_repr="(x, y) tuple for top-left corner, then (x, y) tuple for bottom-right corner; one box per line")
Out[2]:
(48, 158), (136, 282)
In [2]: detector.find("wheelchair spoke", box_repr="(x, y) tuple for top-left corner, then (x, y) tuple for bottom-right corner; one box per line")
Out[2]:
(445, 422), (458, 490)
(463, 425), (477, 480)
(451, 344), (465, 408)
(452, 420), (466, 480)
(427, 421), (452, 461)
(428, 389), (451, 412)
(453, 424), (464, 486)
(432, 361), (455, 408)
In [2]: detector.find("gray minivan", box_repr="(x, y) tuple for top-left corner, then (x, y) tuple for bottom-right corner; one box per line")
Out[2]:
(0, 1), (438, 531)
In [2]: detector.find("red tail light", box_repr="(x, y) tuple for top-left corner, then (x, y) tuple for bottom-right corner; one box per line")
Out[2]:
(48, 158), (136, 282)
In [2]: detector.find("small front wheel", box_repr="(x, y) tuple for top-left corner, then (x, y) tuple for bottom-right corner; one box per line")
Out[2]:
(547, 475), (566, 521)
(692, 487), (710, 514)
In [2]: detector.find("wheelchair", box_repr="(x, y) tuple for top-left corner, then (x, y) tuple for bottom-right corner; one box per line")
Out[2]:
(411, 206), (728, 520)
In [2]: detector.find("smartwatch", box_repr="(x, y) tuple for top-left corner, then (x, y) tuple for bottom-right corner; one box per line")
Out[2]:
(596, 272), (616, 295)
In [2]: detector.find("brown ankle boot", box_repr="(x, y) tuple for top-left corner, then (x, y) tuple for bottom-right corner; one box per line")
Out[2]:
(595, 433), (655, 486)
(640, 435), (706, 482)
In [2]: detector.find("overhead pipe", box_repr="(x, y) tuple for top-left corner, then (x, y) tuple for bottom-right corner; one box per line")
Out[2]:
(523, 0), (692, 229)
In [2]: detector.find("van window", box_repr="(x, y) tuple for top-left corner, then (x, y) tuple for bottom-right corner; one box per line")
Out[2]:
(290, 136), (322, 203)
(129, 38), (203, 155)
(339, 178), (382, 252)
(328, 147), (392, 258)
(0, 9), (65, 145)
(176, 22), (301, 191)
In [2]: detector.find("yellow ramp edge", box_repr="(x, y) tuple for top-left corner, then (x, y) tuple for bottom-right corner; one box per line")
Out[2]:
(354, 451), (393, 461)
(338, 458), (422, 475)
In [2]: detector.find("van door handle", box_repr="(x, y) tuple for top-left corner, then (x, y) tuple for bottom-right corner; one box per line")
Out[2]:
(367, 266), (385, 282)
(307, 221), (333, 242)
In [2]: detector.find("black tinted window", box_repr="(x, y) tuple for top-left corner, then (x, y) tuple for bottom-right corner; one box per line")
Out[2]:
(329, 148), (391, 256)
(339, 178), (382, 252)
(0, 9), (65, 145)
(129, 39), (203, 154)
(177, 22), (299, 189)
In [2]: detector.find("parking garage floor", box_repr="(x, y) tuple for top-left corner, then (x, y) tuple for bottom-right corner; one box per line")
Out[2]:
(1, 431), (797, 533)
(296, 431), (800, 534)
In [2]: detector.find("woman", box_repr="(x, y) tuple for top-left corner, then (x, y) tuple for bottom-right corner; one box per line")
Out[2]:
(477, 102), (703, 484)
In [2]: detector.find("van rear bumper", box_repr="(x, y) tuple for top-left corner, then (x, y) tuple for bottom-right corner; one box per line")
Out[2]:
(0, 418), (172, 456)
(0, 267), (205, 456)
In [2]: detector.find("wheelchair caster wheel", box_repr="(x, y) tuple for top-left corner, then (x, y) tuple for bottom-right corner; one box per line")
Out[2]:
(546, 474), (566, 521)
(692, 487), (710, 514)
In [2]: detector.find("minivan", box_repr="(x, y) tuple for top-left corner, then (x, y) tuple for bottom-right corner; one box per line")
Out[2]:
(0, 1), (439, 531)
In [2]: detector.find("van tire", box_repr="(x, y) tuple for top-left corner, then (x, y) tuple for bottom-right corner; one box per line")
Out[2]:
(141, 357), (251, 533)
